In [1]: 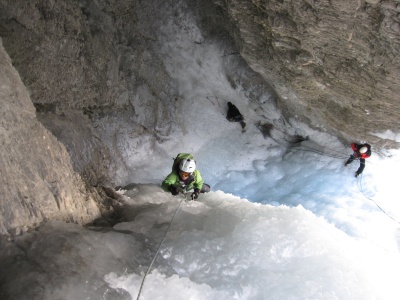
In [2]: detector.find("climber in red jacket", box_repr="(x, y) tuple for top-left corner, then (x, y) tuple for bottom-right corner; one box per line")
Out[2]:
(345, 143), (371, 177)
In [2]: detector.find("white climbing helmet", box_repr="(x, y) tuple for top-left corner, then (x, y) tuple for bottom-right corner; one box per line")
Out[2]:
(179, 158), (196, 173)
(359, 146), (368, 154)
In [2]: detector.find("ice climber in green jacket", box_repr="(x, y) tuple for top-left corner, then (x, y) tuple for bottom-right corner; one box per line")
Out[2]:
(162, 153), (211, 200)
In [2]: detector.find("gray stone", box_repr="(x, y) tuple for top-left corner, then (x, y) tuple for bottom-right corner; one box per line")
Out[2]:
(208, 0), (400, 147)
(0, 39), (100, 236)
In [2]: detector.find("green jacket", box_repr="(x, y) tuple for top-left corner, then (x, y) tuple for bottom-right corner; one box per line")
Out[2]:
(162, 169), (204, 192)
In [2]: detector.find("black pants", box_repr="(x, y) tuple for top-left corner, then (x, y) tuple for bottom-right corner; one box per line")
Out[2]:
(227, 115), (246, 129)
(346, 155), (365, 175)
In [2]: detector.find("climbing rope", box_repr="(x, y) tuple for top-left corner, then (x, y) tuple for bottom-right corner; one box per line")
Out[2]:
(264, 131), (349, 160)
(357, 173), (400, 225)
(290, 143), (349, 159)
(239, 111), (350, 159)
(136, 193), (187, 300)
(244, 113), (399, 224)
(226, 107), (398, 226)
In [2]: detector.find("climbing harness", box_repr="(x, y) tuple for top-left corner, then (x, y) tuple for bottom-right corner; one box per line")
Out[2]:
(136, 192), (187, 300)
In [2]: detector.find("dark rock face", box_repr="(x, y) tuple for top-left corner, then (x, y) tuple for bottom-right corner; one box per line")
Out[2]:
(0, 0), (178, 185)
(0, 41), (100, 236)
(0, 0), (179, 235)
(1, 0), (398, 152)
(210, 0), (400, 147)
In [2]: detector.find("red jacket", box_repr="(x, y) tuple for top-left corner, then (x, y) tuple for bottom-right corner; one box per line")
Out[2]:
(351, 143), (371, 159)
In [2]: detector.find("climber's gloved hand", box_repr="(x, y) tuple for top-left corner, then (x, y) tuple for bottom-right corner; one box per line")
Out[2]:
(169, 186), (179, 196)
(355, 172), (360, 178)
(191, 189), (200, 200)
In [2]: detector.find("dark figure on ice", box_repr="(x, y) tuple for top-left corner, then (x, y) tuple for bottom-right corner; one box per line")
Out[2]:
(345, 143), (371, 177)
(227, 102), (246, 132)
(162, 153), (211, 200)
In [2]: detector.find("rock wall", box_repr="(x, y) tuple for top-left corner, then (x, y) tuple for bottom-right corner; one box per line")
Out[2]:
(0, 0), (179, 185)
(0, 39), (100, 236)
(1, 0), (398, 176)
(209, 0), (400, 147)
